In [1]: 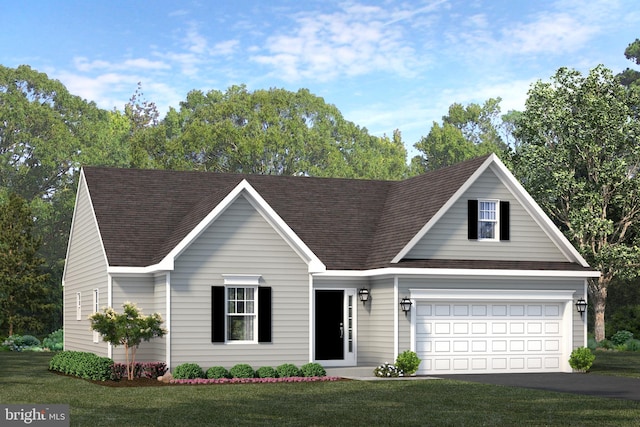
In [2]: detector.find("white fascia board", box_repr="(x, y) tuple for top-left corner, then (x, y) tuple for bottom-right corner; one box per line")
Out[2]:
(313, 267), (600, 279)
(63, 168), (110, 284)
(487, 156), (590, 267)
(158, 179), (325, 274)
(409, 288), (576, 301)
(391, 155), (494, 263)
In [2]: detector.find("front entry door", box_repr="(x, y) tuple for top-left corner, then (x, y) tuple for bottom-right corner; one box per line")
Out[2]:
(315, 289), (356, 365)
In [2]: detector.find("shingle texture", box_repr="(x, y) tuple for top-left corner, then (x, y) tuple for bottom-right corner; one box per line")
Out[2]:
(80, 155), (592, 273)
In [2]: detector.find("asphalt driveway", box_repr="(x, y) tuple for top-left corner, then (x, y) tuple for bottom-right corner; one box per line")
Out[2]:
(435, 373), (640, 401)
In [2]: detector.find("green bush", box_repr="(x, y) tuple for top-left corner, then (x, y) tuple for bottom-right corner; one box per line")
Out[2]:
(230, 364), (255, 378)
(43, 329), (63, 351)
(597, 339), (614, 350)
(611, 330), (634, 346)
(395, 350), (421, 376)
(206, 366), (230, 379)
(276, 363), (300, 378)
(256, 366), (278, 378)
(300, 362), (326, 377)
(625, 339), (640, 352)
(568, 347), (596, 372)
(606, 305), (640, 339)
(2, 335), (41, 351)
(173, 363), (204, 379)
(587, 335), (597, 350)
(49, 351), (114, 381)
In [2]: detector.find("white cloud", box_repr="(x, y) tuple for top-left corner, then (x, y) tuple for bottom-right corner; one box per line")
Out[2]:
(250, 2), (439, 82)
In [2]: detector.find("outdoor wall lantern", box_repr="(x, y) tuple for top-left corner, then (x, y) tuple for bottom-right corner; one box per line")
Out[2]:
(400, 297), (412, 314)
(575, 298), (588, 318)
(358, 288), (370, 304)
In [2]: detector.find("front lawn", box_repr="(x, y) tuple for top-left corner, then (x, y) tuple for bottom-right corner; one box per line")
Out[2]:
(0, 352), (639, 426)
(590, 350), (640, 378)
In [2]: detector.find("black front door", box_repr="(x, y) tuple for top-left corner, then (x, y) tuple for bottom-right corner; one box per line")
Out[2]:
(315, 290), (344, 360)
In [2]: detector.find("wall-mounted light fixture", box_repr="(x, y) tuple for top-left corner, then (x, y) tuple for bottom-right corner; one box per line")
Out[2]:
(358, 288), (369, 304)
(575, 298), (587, 318)
(400, 297), (412, 314)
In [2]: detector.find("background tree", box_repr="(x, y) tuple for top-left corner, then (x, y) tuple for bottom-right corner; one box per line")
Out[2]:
(617, 38), (640, 88)
(510, 65), (640, 342)
(89, 302), (166, 380)
(0, 193), (51, 336)
(412, 98), (508, 172)
(130, 85), (408, 179)
(0, 65), (130, 333)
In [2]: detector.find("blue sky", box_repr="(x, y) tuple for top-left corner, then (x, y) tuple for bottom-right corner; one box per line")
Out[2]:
(3, 1), (639, 154)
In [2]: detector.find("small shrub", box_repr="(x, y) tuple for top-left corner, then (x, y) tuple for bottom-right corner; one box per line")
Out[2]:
(256, 366), (278, 378)
(625, 339), (640, 352)
(2, 335), (41, 352)
(395, 350), (421, 376)
(276, 363), (300, 378)
(230, 364), (255, 378)
(374, 362), (401, 377)
(207, 366), (231, 379)
(43, 329), (63, 351)
(173, 363), (204, 379)
(300, 362), (326, 377)
(611, 330), (634, 346)
(568, 347), (595, 372)
(112, 362), (168, 380)
(49, 351), (113, 381)
(597, 339), (614, 350)
(587, 335), (597, 351)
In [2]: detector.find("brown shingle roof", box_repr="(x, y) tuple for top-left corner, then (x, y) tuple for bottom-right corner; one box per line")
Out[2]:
(81, 155), (592, 273)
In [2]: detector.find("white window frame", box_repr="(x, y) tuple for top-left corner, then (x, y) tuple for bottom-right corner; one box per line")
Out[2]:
(76, 292), (82, 321)
(225, 285), (258, 343)
(478, 199), (499, 241)
(221, 275), (261, 344)
(93, 289), (100, 343)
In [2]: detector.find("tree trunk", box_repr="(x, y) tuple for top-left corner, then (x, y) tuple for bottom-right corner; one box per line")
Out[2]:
(590, 277), (609, 343)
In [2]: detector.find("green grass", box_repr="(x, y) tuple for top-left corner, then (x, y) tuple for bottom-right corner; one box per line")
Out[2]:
(1, 352), (639, 426)
(590, 350), (640, 378)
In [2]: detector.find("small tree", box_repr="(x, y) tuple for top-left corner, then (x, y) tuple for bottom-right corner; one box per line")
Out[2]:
(89, 302), (166, 380)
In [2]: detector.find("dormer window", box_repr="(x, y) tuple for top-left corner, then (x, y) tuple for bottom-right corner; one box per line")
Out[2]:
(468, 199), (510, 241)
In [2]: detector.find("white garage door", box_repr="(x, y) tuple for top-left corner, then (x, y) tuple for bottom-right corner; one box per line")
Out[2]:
(416, 301), (565, 374)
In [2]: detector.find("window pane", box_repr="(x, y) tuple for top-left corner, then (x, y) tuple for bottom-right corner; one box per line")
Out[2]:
(228, 316), (254, 341)
(246, 301), (254, 313)
(228, 301), (235, 314)
(237, 288), (244, 300)
(246, 288), (254, 299)
(228, 288), (236, 300)
(480, 222), (495, 239)
(238, 301), (245, 313)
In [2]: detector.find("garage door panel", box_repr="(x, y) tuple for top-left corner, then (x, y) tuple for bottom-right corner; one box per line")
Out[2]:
(416, 301), (565, 374)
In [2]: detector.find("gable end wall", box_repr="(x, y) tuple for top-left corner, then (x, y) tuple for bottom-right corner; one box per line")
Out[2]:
(406, 168), (567, 262)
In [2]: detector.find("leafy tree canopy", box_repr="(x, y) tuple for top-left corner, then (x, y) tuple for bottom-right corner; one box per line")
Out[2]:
(0, 193), (51, 336)
(411, 98), (509, 172)
(510, 65), (640, 341)
(130, 85), (408, 180)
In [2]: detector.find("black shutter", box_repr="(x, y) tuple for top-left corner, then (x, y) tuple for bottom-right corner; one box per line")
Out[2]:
(500, 201), (510, 241)
(468, 200), (478, 240)
(211, 286), (225, 343)
(258, 287), (272, 343)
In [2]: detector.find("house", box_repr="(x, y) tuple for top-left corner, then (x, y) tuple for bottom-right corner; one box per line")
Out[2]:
(62, 154), (599, 374)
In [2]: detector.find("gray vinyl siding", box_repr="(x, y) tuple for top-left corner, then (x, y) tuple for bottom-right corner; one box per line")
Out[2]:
(63, 177), (109, 355)
(398, 276), (587, 351)
(358, 277), (395, 365)
(111, 275), (166, 362)
(406, 167), (567, 262)
(169, 194), (310, 370)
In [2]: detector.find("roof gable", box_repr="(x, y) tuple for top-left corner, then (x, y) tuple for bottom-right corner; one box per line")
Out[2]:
(79, 154), (590, 272)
